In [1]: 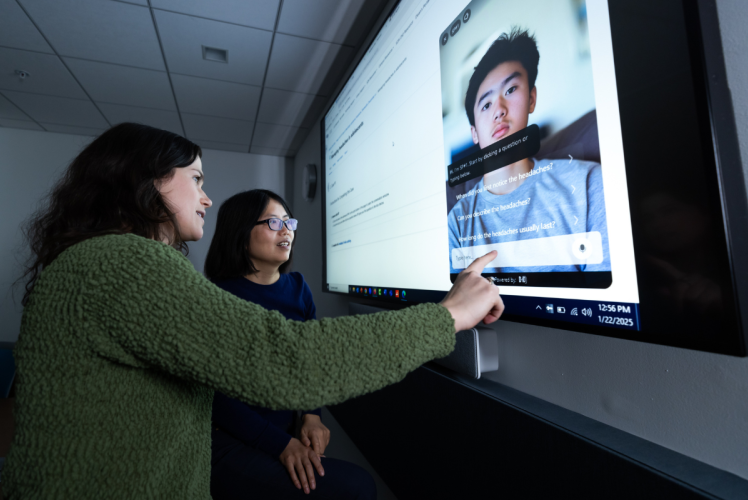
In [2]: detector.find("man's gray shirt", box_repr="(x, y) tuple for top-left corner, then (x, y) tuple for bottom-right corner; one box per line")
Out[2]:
(447, 158), (611, 274)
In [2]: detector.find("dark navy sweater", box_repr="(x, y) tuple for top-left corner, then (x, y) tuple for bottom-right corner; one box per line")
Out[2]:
(212, 273), (320, 458)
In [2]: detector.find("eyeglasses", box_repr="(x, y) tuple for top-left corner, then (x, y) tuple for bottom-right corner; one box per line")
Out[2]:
(255, 218), (298, 231)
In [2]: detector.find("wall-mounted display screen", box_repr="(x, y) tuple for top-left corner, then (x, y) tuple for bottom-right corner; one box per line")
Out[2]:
(321, 0), (747, 355)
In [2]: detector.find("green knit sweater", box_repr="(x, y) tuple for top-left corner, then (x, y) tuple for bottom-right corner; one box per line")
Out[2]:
(5, 234), (455, 499)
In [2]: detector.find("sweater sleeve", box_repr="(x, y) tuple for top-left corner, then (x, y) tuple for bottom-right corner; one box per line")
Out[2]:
(79, 235), (456, 411)
(299, 276), (321, 417)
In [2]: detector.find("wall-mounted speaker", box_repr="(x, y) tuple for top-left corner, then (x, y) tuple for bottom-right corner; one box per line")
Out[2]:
(303, 164), (317, 201)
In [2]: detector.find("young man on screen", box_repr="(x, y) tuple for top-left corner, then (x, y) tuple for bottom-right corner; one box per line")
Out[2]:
(447, 28), (611, 276)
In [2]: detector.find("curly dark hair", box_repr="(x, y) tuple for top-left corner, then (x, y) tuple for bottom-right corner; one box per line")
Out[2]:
(204, 189), (295, 281)
(465, 27), (540, 127)
(20, 122), (202, 305)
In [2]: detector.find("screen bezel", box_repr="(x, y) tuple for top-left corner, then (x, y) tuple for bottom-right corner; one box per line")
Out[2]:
(319, 0), (747, 356)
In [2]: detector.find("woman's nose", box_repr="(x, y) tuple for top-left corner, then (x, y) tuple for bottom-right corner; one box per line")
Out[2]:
(202, 192), (213, 207)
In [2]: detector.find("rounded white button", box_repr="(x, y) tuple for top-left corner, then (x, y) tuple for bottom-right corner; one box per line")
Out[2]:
(572, 237), (590, 260)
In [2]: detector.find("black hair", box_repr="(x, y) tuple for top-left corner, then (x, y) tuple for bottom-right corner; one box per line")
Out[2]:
(20, 122), (202, 305)
(204, 189), (295, 281)
(465, 27), (540, 126)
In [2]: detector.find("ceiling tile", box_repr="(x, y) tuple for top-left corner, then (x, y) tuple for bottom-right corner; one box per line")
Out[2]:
(252, 122), (303, 150)
(277, 0), (366, 45)
(64, 58), (176, 111)
(0, 117), (42, 130)
(40, 122), (106, 136)
(0, 93), (29, 120)
(154, 10), (271, 86)
(171, 74), (259, 121)
(0, 0), (54, 53)
(257, 88), (327, 128)
(195, 140), (249, 153)
(264, 34), (353, 96)
(3, 91), (108, 128)
(19, 0), (164, 70)
(0, 47), (87, 99)
(182, 113), (253, 144)
(250, 146), (296, 157)
(97, 103), (183, 136)
(151, 0), (280, 30)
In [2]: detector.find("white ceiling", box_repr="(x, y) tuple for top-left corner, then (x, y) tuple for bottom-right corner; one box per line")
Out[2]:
(0, 0), (386, 157)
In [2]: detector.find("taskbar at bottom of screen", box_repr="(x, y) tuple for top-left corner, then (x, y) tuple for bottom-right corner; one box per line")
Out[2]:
(500, 295), (641, 331)
(334, 283), (641, 332)
(336, 284), (447, 304)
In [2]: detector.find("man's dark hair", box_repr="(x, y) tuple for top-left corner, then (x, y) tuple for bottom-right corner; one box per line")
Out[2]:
(465, 27), (540, 126)
(204, 189), (295, 281)
(20, 122), (202, 305)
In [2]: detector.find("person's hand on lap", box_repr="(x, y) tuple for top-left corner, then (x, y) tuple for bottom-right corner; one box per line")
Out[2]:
(300, 413), (330, 456)
(279, 437), (324, 494)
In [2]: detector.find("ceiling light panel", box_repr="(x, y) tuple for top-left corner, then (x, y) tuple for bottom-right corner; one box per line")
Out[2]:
(0, 47), (87, 99)
(154, 10), (272, 86)
(202, 46), (228, 63)
(2, 91), (109, 128)
(277, 0), (366, 45)
(264, 34), (353, 96)
(64, 58), (177, 111)
(0, 0), (54, 53)
(19, 0), (165, 70)
(150, 0), (280, 31)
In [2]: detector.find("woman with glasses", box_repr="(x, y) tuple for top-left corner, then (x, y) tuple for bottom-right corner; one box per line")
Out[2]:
(7, 123), (503, 499)
(204, 189), (375, 499)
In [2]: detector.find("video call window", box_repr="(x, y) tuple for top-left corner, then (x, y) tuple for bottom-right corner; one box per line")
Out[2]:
(441, 0), (612, 289)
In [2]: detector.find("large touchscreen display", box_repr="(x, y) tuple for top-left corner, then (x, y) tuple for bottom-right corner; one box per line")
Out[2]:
(323, 0), (641, 331)
(322, 0), (732, 345)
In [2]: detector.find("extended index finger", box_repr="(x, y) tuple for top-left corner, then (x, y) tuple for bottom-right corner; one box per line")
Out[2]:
(465, 250), (498, 274)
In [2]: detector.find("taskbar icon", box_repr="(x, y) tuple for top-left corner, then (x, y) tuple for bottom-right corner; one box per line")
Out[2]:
(348, 286), (407, 300)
